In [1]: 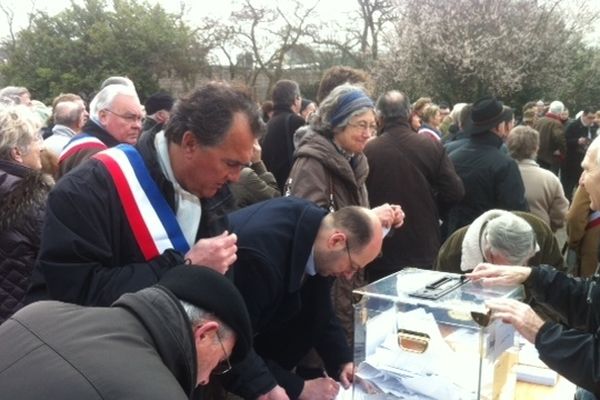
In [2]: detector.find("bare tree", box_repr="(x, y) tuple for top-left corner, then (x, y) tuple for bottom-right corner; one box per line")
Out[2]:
(0, 0), (38, 49)
(218, 0), (318, 94)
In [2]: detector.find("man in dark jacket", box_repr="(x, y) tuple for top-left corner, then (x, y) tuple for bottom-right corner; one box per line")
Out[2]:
(445, 96), (528, 238)
(223, 197), (384, 400)
(0, 266), (253, 400)
(57, 83), (144, 178)
(364, 90), (464, 281)
(261, 79), (306, 191)
(27, 82), (262, 306)
(468, 136), (600, 398)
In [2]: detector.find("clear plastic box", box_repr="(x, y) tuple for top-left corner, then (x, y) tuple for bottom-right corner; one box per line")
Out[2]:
(351, 268), (524, 400)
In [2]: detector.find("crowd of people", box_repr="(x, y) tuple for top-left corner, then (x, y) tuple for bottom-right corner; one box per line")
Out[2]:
(1, 65), (600, 399)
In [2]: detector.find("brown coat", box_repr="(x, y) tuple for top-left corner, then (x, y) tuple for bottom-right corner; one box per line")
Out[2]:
(533, 114), (566, 168)
(566, 185), (600, 277)
(364, 121), (464, 281)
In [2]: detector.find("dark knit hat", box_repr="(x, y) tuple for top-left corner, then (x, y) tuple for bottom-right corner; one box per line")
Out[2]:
(158, 265), (252, 362)
(464, 96), (512, 136)
(145, 92), (174, 115)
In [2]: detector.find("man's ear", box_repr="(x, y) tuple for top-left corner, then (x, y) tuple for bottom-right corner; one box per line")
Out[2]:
(10, 147), (23, 163)
(181, 131), (199, 153)
(327, 231), (347, 250)
(193, 321), (220, 345)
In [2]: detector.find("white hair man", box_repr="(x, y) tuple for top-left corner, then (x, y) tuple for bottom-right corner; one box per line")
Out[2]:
(467, 135), (600, 399)
(533, 100), (566, 174)
(57, 84), (143, 177)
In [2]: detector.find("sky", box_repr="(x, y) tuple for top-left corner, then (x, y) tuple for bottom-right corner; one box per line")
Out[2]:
(0, 0), (357, 41)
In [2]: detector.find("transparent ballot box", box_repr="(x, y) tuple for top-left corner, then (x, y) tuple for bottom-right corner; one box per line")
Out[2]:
(351, 268), (524, 400)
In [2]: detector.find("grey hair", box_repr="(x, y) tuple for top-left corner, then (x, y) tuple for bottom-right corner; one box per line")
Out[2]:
(100, 76), (135, 90)
(0, 86), (29, 104)
(310, 83), (374, 139)
(179, 300), (234, 340)
(89, 84), (140, 122)
(549, 101), (565, 114)
(54, 101), (84, 127)
(481, 213), (537, 265)
(0, 104), (41, 160)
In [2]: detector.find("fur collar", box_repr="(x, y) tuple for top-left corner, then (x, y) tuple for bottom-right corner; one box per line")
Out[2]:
(0, 167), (53, 231)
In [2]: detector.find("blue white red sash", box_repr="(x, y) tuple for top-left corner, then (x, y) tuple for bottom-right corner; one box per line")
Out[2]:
(94, 144), (190, 260)
(587, 210), (600, 230)
(59, 133), (108, 163)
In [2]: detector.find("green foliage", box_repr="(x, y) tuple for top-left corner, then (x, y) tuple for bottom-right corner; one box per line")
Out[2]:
(0, 0), (209, 103)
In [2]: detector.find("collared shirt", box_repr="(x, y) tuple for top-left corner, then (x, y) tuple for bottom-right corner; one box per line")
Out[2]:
(305, 247), (317, 277)
(154, 131), (201, 247)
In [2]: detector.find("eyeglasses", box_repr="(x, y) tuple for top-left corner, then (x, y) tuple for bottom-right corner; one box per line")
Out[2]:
(344, 239), (362, 273)
(211, 331), (232, 375)
(104, 109), (143, 123)
(347, 121), (378, 134)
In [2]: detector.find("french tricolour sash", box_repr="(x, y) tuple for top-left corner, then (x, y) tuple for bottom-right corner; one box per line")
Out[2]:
(59, 133), (108, 163)
(587, 210), (600, 230)
(94, 144), (190, 261)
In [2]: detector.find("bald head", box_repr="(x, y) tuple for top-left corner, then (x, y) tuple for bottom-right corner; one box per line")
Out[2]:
(376, 90), (411, 123)
(54, 100), (85, 130)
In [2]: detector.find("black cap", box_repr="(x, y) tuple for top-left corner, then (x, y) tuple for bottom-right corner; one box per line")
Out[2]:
(158, 265), (252, 362)
(145, 92), (174, 115)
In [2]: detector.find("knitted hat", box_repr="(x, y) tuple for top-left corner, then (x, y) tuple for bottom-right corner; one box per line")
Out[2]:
(158, 265), (252, 362)
(145, 92), (174, 115)
(329, 89), (374, 127)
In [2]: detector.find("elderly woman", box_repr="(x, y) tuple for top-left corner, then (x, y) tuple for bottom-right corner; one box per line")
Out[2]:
(285, 84), (403, 372)
(0, 104), (53, 323)
(507, 125), (569, 232)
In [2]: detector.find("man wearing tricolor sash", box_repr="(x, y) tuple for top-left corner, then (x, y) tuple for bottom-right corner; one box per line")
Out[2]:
(27, 82), (262, 307)
(57, 83), (144, 178)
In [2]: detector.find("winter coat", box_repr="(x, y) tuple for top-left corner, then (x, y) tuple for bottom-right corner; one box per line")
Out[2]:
(229, 161), (280, 211)
(528, 265), (600, 396)
(27, 131), (232, 306)
(0, 160), (53, 323)
(285, 129), (369, 346)
(516, 159), (569, 231)
(533, 114), (566, 168)
(57, 119), (120, 178)
(363, 121), (464, 281)
(286, 129), (369, 211)
(261, 107), (306, 191)
(0, 286), (196, 399)
(445, 130), (528, 237)
(566, 185), (600, 277)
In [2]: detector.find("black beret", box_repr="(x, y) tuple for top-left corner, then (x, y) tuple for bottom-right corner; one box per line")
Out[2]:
(158, 265), (252, 363)
(144, 92), (174, 115)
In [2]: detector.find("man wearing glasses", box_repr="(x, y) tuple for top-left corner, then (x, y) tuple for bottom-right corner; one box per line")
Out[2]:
(0, 265), (253, 400)
(222, 197), (384, 400)
(27, 82), (261, 308)
(57, 82), (144, 177)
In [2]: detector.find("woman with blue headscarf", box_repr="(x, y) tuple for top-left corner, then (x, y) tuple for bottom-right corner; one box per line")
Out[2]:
(285, 84), (403, 379)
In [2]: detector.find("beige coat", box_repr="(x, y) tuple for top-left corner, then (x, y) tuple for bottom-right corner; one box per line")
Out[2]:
(517, 159), (569, 231)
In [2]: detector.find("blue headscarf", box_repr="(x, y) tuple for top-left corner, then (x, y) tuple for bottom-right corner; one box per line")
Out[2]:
(329, 89), (374, 128)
